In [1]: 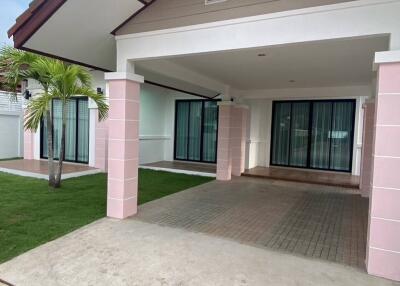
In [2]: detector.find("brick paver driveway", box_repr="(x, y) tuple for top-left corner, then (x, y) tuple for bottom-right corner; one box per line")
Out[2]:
(135, 176), (368, 269)
(2, 177), (394, 286)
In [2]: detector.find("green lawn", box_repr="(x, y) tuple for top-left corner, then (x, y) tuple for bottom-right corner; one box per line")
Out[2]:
(0, 169), (213, 263)
(0, 157), (22, 161)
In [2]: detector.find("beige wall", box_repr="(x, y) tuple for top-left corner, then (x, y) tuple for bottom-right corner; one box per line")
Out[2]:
(116, 0), (355, 35)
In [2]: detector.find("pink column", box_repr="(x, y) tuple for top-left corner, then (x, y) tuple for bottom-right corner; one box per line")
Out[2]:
(231, 105), (248, 176)
(367, 62), (400, 281)
(217, 102), (233, 181)
(23, 129), (35, 160)
(360, 101), (375, 198)
(94, 110), (109, 172)
(105, 73), (143, 219)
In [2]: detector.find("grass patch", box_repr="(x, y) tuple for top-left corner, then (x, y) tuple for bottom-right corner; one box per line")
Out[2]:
(0, 157), (22, 161)
(0, 169), (213, 263)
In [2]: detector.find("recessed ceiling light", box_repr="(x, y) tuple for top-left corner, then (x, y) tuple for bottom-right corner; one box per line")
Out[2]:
(258, 53), (266, 57)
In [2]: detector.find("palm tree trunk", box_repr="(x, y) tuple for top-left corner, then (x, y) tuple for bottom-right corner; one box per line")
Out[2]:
(46, 103), (56, 187)
(55, 101), (67, 188)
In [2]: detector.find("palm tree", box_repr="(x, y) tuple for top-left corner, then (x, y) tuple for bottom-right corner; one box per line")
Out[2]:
(0, 46), (108, 188)
(0, 47), (57, 185)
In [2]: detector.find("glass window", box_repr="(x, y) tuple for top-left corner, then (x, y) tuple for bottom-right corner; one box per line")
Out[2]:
(175, 101), (189, 160)
(175, 100), (218, 163)
(77, 100), (89, 163)
(202, 101), (218, 162)
(41, 98), (89, 163)
(329, 102), (355, 171)
(310, 102), (332, 169)
(271, 102), (291, 165)
(290, 102), (310, 167)
(271, 100), (355, 172)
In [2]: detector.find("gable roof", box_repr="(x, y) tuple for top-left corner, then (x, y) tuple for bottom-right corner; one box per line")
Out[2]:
(8, 0), (155, 49)
(7, 0), (151, 71)
(8, 0), (67, 48)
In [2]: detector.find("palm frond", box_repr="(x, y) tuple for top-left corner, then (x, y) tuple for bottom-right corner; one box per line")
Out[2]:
(74, 86), (108, 121)
(24, 92), (53, 131)
(0, 46), (45, 98)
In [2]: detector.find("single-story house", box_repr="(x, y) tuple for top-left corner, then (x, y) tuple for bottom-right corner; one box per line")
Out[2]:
(7, 0), (400, 281)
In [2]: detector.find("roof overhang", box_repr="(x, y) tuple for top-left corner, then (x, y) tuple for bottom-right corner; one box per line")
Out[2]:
(8, 0), (150, 71)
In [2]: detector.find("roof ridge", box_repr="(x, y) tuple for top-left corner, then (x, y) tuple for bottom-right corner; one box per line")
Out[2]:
(7, 0), (46, 38)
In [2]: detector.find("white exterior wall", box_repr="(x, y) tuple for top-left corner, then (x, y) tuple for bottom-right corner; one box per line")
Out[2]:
(25, 79), (44, 161)
(139, 84), (169, 164)
(117, 0), (400, 66)
(28, 71), (198, 166)
(86, 76), (370, 173)
(245, 99), (272, 169)
(242, 84), (372, 175)
(138, 83), (198, 164)
(0, 92), (24, 159)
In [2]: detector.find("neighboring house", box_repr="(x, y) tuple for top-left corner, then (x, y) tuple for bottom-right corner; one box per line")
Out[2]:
(7, 0), (400, 281)
(0, 91), (23, 159)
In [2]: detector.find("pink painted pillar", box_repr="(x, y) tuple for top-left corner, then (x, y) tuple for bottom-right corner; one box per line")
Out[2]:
(231, 105), (248, 176)
(360, 101), (375, 198)
(94, 110), (109, 172)
(23, 129), (35, 160)
(105, 73), (143, 219)
(367, 62), (400, 281)
(217, 102), (234, 181)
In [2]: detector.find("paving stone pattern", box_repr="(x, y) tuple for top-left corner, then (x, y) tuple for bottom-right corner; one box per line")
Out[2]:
(135, 177), (368, 269)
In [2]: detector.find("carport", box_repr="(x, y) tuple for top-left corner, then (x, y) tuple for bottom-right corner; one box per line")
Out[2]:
(7, 0), (400, 280)
(109, 34), (398, 278)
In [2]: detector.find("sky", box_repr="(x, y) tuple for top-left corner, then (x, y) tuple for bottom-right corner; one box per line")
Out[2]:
(0, 0), (31, 46)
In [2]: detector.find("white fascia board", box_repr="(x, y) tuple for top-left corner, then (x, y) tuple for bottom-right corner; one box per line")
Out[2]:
(238, 85), (372, 100)
(373, 50), (400, 70)
(104, 72), (144, 83)
(116, 0), (400, 61)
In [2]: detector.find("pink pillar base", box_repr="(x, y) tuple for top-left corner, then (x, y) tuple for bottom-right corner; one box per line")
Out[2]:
(360, 102), (375, 198)
(23, 129), (35, 160)
(106, 77), (141, 219)
(367, 62), (400, 281)
(217, 103), (249, 180)
(231, 106), (248, 177)
(216, 103), (233, 181)
(94, 110), (109, 172)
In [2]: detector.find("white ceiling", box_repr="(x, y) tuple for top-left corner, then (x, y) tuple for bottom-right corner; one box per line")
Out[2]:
(23, 0), (144, 71)
(140, 36), (389, 90)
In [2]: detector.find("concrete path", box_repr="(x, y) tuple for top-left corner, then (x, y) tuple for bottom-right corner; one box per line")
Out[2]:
(0, 218), (397, 286)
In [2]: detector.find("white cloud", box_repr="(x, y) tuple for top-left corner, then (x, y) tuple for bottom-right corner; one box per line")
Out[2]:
(0, 0), (27, 46)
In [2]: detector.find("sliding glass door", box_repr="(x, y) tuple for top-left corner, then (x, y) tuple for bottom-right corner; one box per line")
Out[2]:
(329, 101), (355, 171)
(41, 98), (89, 164)
(310, 102), (332, 169)
(290, 102), (311, 167)
(174, 100), (218, 163)
(271, 100), (355, 172)
(271, 102), (291, 165)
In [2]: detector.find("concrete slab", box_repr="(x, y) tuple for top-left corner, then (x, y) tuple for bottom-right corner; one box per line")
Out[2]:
(0, 159), (101, 179)
(0, 218), (398, 286)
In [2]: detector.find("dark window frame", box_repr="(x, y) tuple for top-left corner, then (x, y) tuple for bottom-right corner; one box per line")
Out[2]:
(174, 99), (219, 164)
(40, 97), (89, 164)
(270, 99), (356, 173)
